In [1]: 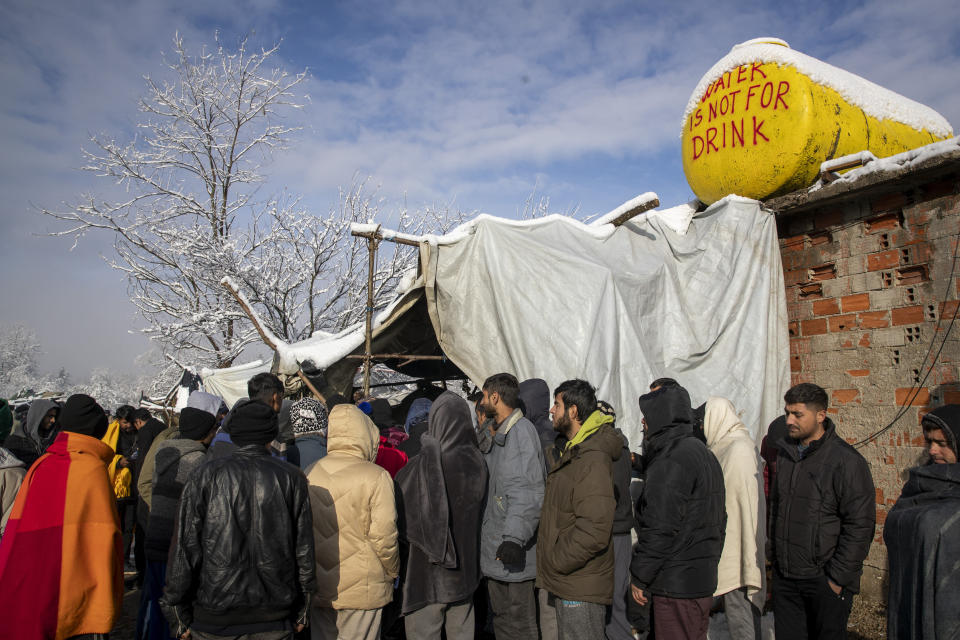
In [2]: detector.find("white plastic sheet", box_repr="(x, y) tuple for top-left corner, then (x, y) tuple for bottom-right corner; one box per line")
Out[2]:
(198, 359), (271, 409)
(423, 196), (789, 447)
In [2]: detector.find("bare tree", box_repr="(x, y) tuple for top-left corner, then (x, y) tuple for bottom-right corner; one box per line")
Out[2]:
(234, 178), (470, 344)
(44, 33), (307, 367)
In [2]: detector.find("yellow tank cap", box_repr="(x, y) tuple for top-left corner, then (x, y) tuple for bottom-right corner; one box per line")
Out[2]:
(681, 38), (953, 204)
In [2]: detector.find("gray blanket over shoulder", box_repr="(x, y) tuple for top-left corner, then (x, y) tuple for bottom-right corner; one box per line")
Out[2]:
(884, 462), (960, 640)
(396, 392), (488, 614)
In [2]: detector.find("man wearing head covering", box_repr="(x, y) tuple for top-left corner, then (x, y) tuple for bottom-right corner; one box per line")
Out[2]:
(0, 394), (123, 639)
(518, 378), (557, 455)
(291, 397), (329, 470)
(701, 397), (766, 640)
(4, 398), (60, 468)
(138, 406), (218, 640)
(395, 392), (488, 639)
(307, 404), (399, 640)
(0, 399), (26, 539)
(884, 404), (960, 640)
(137, 390), (225, 517)
(162, 374), (316, 640)
(398, 398), (432, 458)
(630, 385), (725, 640)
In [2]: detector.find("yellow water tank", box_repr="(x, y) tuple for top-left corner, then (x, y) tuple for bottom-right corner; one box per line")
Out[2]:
(681, 38), (954, 204)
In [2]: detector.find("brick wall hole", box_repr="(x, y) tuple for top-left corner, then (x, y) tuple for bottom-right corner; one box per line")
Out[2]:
(810, 263), (837, 281)
(865, 210), (904, 233)
(897, 265), (929, 285)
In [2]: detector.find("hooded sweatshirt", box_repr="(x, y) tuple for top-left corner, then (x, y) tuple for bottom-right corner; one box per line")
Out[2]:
(0, 447), (26, 537)
(518, 378), (557, 453)
(5, 399), (59, 468)
(306, 405), (399, 610)
(701, 397), (766, 607)
(631, 386), (726, 598)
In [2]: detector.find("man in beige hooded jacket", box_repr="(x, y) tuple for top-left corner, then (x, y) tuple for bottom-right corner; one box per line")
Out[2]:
(702, 397), (767, 640)
(306, 403), (399, 640)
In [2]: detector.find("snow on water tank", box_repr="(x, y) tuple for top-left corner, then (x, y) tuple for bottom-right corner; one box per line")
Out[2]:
(681, 37), (954, 205)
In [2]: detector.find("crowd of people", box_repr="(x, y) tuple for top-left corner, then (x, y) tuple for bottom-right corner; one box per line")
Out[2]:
(0, 371), (957, 640)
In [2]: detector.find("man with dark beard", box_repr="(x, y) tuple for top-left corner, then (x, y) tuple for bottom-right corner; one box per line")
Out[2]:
(536, 380), (620, 640)
(477, 373), (545, 640)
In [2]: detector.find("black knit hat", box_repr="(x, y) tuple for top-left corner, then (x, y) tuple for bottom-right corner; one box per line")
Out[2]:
(60, 394), (108, 439)
(229, 400), (279, 446)
(179, 407), (216, 441)
(922, 404), (960, 454)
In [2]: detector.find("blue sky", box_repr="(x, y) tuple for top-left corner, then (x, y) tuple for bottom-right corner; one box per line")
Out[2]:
(1, 0), (958, 377)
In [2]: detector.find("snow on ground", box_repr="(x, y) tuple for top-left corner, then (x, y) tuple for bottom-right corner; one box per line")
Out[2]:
(707, 611), (776, 639)
(683, 38), (953, 138)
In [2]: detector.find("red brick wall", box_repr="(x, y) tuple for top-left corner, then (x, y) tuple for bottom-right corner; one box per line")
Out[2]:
(774, 176), (960, 600)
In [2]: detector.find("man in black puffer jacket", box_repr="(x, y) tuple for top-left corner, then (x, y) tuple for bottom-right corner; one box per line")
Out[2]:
(629, 385), (725, 640)
(162, 373), (316, 639)
(770, 383), (875, 640)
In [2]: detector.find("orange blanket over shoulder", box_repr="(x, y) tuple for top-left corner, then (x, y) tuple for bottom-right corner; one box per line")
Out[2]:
(0, 430), (123, 639)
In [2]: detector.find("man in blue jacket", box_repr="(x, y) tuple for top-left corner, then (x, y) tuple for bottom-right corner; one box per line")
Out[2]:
(477, 373), (546, 640)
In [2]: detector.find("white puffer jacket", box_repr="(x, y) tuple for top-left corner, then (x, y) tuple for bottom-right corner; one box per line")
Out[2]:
(306, 404), (399, 610)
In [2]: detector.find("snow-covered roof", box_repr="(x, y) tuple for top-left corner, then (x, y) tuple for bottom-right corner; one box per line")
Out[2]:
(350, 192), (660, 247)
(279, 192), (665, 374)
(811, 136), (960, 190)
(683, 38), (953, 138)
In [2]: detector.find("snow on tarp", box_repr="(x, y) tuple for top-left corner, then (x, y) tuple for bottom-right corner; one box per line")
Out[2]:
(683, 38), (953, 138)
(285, 197), (789, 447)
(198, 359), (271, 409)
(280, 193), (661, 375)
(422, 195), (789, 447)
(812, 135), (960, 189)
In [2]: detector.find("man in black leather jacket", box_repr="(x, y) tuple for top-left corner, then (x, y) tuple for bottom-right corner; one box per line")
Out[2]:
(770, 383), (875, 640)
(162, 374), (316, 640)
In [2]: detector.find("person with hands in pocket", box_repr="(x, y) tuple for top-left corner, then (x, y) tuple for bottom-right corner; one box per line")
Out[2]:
(769, 383), (875, 640)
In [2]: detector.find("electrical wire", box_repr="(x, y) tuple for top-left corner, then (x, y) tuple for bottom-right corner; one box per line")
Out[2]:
(853, 224), (960, 448)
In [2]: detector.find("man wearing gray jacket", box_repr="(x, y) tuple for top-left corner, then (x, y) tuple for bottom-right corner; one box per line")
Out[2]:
(478, 373), (546, 640)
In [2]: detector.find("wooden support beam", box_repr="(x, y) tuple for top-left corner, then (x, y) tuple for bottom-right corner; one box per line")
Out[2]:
(350, 230), (421, 247)
(345, 354), (445, 361)
(609, 197), (660, 227)
(296, 370), (326, 403)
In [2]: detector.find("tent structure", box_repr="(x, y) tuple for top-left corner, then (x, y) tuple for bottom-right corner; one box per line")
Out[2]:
(252, 194), (788, 448)
(150, 359), (272, 411)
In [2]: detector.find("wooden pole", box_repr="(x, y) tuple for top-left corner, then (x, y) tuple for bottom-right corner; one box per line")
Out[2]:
(363, 233), (379, 397)
(351, 229), (420, 247)
(296, 370), (326, 403)
(345, 353), (445, 360)
(608, 197), (660, 227)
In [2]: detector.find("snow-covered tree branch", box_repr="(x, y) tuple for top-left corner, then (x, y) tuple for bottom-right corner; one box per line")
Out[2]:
(43, 33), (308, 367)
(43, 33), (472, 369)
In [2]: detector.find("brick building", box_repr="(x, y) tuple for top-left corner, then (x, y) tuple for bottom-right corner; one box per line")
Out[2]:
(765, 140), (960, 602)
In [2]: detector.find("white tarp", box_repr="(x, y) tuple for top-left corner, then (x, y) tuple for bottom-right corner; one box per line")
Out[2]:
(423, 196), (789, 447)
(198, 359), (271, 409)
